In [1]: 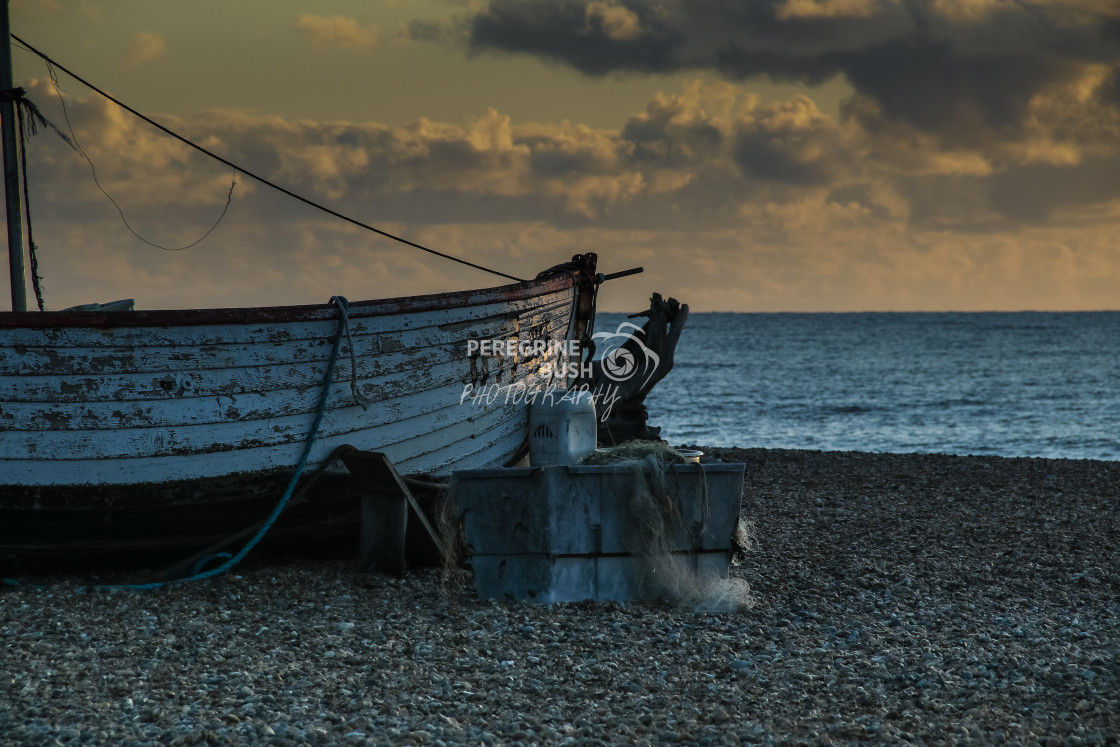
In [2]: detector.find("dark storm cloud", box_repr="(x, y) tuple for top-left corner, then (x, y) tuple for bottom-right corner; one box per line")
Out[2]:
(734, 133), (833, 185)
(469, 0), (682, 75)
(834, 40), (1083, 143)
(986, 157), (1120, 223)
(1101, 67), (1120, 106)
(465, 0), (1120, 140)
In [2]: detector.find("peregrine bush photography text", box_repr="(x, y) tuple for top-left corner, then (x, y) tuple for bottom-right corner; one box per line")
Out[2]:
(458, 320), (662, 421)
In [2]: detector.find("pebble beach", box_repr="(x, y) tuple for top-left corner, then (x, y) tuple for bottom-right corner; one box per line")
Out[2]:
(3, 448), (1118, 745)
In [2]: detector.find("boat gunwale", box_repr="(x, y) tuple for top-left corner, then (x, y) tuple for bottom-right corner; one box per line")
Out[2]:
(0, 273), (576, 329)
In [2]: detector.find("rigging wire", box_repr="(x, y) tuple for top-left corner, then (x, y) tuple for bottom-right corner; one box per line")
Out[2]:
(48, 62), (236, 252)
(11, 33), (525, 283)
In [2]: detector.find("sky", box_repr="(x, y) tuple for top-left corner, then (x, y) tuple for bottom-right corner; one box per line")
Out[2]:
(3, 0), (1120, 312)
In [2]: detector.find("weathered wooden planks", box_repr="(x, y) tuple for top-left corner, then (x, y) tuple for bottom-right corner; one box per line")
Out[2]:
(0, 277), (578, 488)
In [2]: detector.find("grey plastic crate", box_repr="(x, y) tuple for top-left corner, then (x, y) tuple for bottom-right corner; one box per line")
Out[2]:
(451, 462), (745, 602)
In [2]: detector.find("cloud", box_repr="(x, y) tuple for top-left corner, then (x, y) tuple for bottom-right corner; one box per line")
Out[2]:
(293, 14), (378, 50)
(9, 76), (1120, 312)
(775, 0), (895, 21)
(733, 95), (850, 185)
(469, 0), (683, 75)
(584, 1), (645, 41)
(123, 32), (166, 67)
(1101, 67), (1120, 106)
(621, 81), (739, 166)
(831, 40), (1086, 148)
(461, 0), (1120, 149)
(985, 156), (1120, 223)
(399, 17), (462, 44)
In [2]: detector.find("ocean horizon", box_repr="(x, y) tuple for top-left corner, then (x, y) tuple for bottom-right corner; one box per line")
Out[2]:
(598, 310), (1120, 461)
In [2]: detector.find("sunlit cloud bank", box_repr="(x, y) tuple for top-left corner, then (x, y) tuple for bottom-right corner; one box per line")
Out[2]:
(5, 35), (1120, 313)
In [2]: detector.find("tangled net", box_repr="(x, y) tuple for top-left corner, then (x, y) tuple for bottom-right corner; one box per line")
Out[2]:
(580, 442), (755, 612)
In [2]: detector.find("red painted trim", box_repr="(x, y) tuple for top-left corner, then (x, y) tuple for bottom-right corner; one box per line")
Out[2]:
(0, 274), (577, 330)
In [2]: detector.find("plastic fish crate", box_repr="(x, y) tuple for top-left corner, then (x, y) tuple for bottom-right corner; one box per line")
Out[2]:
(451, 462), (745, 602)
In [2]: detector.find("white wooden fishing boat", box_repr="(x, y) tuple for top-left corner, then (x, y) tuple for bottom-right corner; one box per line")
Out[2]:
(0, 259), (601, 558)
(0, 14), (638, 562)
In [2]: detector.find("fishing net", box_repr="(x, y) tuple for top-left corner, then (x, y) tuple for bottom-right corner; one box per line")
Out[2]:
(401, 475), (471, 586)
(580, 442), (755, 612)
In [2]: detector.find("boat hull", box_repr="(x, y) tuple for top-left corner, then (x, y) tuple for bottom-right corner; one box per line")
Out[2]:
(0, 270), (592, 560)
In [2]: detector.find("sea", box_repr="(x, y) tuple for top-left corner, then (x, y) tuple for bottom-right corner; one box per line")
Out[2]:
(595, 311), (1120, 461)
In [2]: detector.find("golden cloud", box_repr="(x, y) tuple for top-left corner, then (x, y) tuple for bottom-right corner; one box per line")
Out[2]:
(775, 0), (897, 20)
(584, 1), (644, 41)
(123, 31), (166, 68)
(293, 14), (378, 49)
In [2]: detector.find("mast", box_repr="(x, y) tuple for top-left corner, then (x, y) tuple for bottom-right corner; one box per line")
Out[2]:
(1, 0), (26, 312)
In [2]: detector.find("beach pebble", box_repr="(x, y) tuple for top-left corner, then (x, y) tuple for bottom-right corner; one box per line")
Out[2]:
(2, 448), (1117, 744)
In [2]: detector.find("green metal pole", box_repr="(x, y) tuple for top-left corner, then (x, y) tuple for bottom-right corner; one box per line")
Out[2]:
(1, 0), (27, 312)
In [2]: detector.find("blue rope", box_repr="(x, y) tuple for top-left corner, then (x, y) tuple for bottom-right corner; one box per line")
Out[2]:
(186, 552), (232, 578)
(3, 296), (359, 591)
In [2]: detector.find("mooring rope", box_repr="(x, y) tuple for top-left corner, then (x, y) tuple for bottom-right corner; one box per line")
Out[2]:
(334, 295), (373, 410)
(11, 34), (525, 283)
